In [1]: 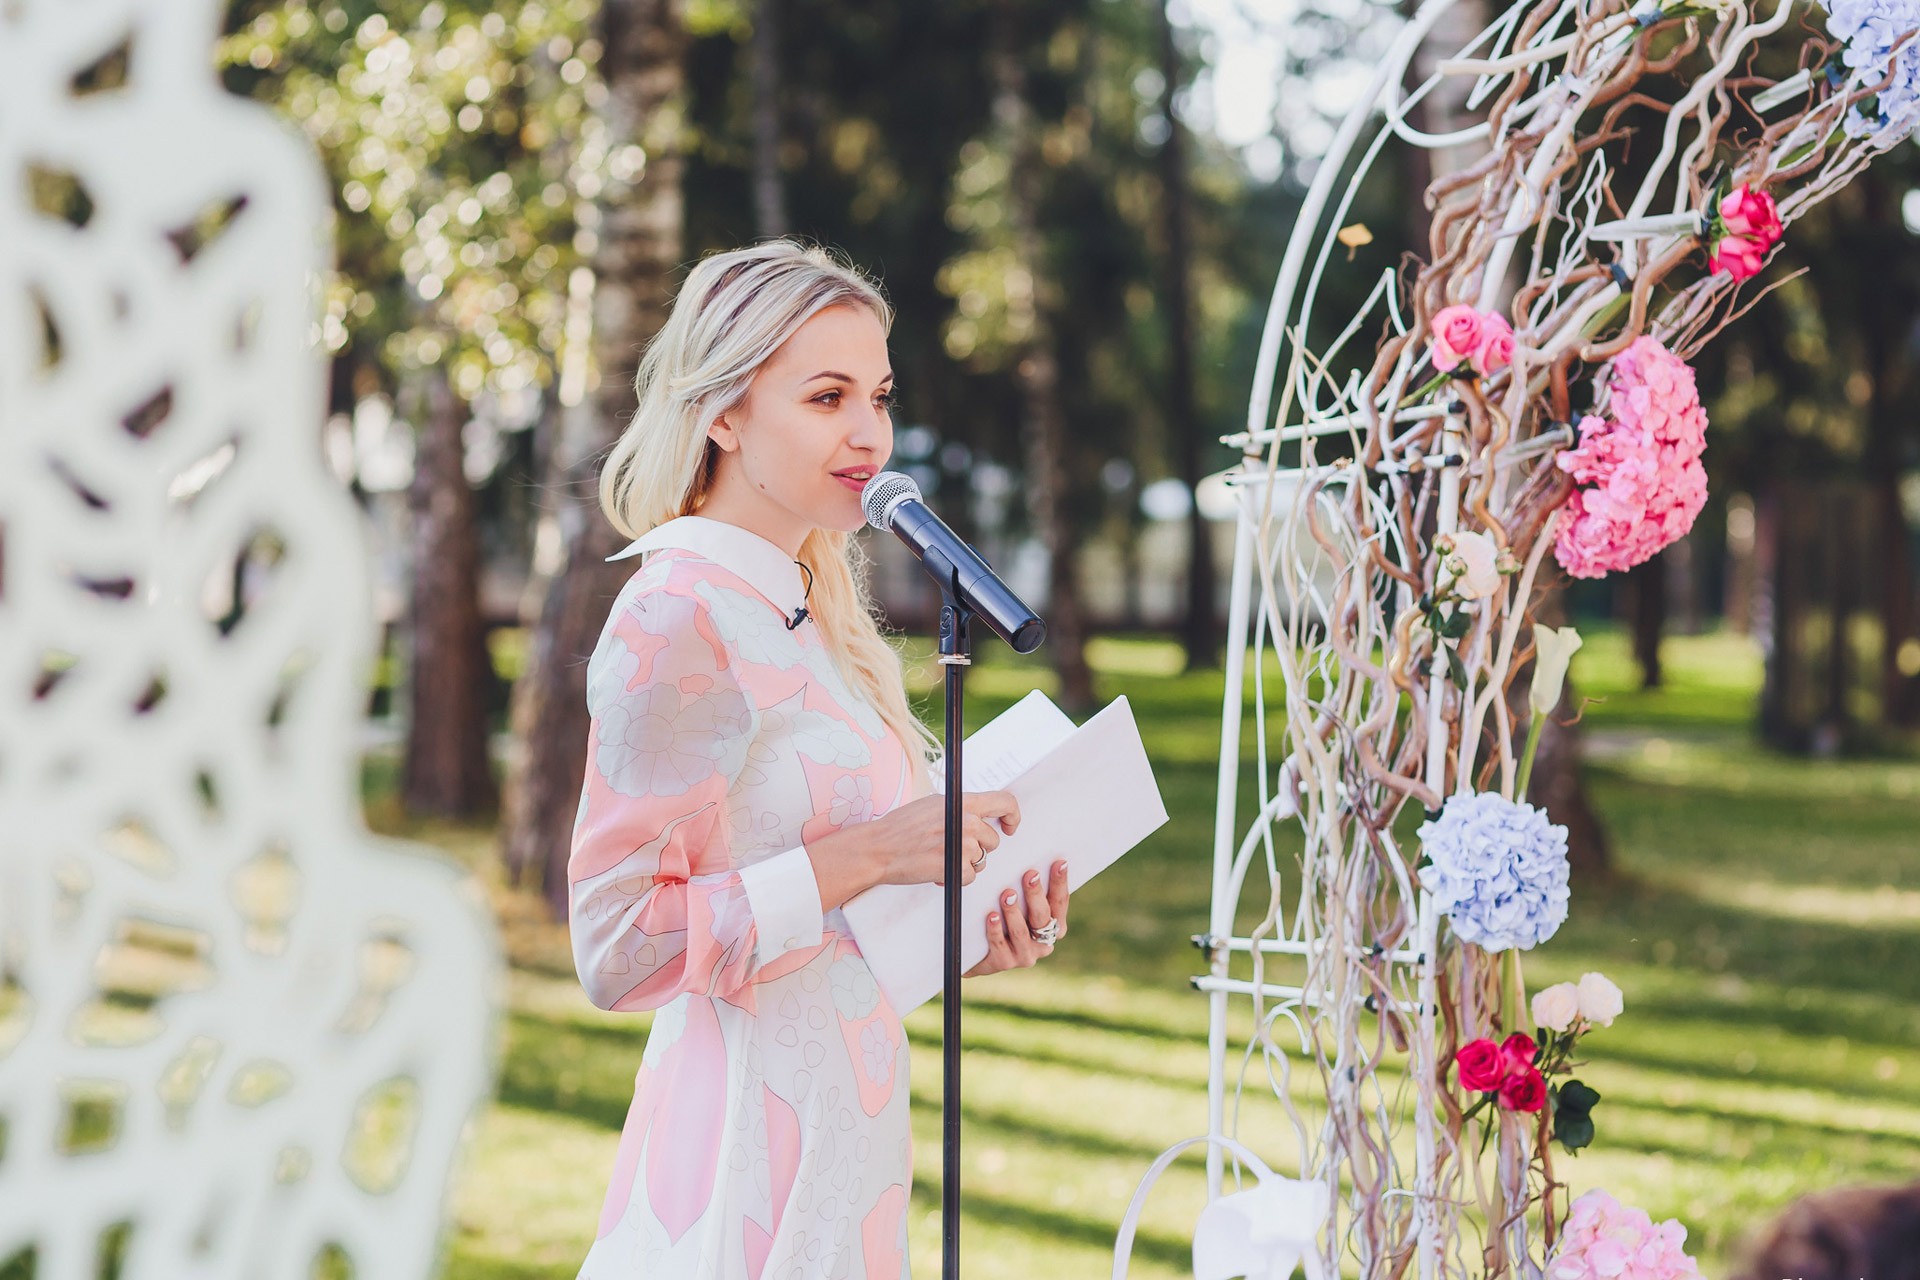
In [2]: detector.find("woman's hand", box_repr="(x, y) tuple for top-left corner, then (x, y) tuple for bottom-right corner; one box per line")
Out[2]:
(965, 861), (1070, 977)
(866, 789), (1021, 889)
(806, 790), (1022, 912)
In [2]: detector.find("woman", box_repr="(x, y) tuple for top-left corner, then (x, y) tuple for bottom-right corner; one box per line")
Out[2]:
(570, 239), (1072, 1278)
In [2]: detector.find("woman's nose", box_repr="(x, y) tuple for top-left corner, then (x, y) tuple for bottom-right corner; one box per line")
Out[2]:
(847, 402), (890, 448)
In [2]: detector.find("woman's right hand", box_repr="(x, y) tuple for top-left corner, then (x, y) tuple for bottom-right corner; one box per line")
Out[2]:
(864, 790), (1021, 889)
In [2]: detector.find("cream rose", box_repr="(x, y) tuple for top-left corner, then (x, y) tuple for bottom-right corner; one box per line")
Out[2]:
(1441, 530), (1502, 600)
(1577, 972), (1624, 1026)
(1531, 982), (1582, 1032)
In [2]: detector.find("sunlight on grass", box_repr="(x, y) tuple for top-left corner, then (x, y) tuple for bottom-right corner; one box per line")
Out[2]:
(382, 628), (1920, 1279)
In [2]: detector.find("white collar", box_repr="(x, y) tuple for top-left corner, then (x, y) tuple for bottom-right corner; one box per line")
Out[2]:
(607, 515), (811, 623)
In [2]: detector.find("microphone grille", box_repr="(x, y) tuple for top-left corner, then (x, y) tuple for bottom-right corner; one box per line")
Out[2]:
(862, 470), (921, 531)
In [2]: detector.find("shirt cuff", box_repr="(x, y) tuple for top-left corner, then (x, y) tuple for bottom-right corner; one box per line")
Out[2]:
(738, 844), (825, 966)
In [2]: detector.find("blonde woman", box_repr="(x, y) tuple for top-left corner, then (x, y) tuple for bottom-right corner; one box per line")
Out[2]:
(570, 240), (1073, 1278)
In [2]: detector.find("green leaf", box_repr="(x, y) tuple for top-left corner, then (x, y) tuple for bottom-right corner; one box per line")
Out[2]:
(1446, 647), (1470, 691)
(1557, 1078), (1601, 1114)
(1436, 608), (1472, 640)
(1551, 1078), (1601, 1154)
(1555, 1109), (1596, 1153)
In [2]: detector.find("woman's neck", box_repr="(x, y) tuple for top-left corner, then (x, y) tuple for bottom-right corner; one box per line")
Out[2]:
(691, 489), (810, 560)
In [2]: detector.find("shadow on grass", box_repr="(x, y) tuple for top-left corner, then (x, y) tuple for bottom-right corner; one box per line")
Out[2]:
(1554, 872), (1920, 1006)
(911, 1175), (1190, 1271)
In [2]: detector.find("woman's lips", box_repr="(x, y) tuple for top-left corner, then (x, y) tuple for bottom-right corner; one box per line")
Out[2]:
(834, 473), (870, 493)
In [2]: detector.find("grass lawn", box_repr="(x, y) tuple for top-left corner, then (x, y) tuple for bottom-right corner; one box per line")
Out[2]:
(371, 626), (1920, 1279)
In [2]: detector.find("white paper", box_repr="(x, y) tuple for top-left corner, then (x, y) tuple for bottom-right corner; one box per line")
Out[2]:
(840, 693), (1169, 1015)
(928, 688), (1077, 793)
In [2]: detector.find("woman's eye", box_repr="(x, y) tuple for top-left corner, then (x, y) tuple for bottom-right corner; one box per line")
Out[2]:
(875, 392), (897, 412)
(813, 391), (841, 407)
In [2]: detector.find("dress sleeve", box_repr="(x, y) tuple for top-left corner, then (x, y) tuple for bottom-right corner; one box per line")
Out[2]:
(568, 579), (825, 1012)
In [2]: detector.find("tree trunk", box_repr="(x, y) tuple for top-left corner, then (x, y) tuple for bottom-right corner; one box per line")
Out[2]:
(1755, 484), (1795, 747)
(1626, 552), (1665, 690)
(1532, 692), (1610, 883)
(402, 367), (498, 817)
(1156, 0), (1215, 672)
(990, 1), (1094, 713)
(750, 0), (787, 238)
(501, 0), (687, 916)
(1521, 573), (1609, 880)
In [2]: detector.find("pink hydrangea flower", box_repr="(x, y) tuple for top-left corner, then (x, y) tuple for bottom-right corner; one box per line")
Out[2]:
(1547, 1190), (1702, 1280)
(1553, 337), (1709, 579)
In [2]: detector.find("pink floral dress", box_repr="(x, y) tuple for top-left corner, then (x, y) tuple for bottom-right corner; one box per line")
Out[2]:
(570, 515), (922, 1279)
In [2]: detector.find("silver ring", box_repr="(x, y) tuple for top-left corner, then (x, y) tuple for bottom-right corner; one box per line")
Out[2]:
(971, 853), (986, 871)
(1033, 919), (1060, 946)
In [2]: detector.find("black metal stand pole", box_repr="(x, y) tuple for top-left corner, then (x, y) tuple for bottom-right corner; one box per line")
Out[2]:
(937, 597), (972, 1280)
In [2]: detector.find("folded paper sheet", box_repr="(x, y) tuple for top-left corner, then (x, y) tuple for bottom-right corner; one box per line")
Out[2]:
(841, 691), (1169, 1014)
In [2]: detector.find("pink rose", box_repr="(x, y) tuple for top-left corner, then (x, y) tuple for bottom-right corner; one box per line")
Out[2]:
(1498, 1066), (1548, 1113)
(1455, 1037), (1507, 1092)
(1430, 304), (1484, 372)
(1472, 313), (1516, 375)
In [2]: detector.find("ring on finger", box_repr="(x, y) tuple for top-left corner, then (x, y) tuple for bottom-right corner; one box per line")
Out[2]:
(1033, 919), (1060, 946)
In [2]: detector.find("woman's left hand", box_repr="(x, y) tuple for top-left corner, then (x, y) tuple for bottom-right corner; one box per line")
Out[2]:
(965, 861), (1069, 977)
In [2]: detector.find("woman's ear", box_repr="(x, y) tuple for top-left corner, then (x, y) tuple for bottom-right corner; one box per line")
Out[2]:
(708, 413), (741, 454)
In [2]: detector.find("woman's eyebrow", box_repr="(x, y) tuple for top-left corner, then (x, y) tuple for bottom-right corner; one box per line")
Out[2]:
(802, 370), (895, 385)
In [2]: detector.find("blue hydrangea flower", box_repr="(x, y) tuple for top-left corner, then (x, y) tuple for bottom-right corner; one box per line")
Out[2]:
(1828, 0), (1920, 143)
(1418, 791), (1570, 952)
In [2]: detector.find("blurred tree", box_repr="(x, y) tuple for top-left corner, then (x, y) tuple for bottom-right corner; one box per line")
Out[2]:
(503, 0), (689, 912)
(749, 0), (787, 236)
(989, 0), (1095, 710)
(406, 366), (497, 813)
(1156, 0), (1216, 671)
(221, 0), (612, 816)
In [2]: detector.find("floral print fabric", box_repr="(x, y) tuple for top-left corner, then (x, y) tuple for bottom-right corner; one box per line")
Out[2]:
(571, 538), (921, 1279)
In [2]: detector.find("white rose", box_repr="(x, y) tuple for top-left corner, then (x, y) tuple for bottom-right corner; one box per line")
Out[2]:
(1440, 530), (1502, 600)
(1531, 982), (1582, 1032)
(1576, 972), (1624, 1026)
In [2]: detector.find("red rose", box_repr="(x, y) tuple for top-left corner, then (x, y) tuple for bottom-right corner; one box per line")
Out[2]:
(1499, 1066), (1548, 1113)
(1709, 235), (1767, 280)
(1500, 1032), (1539, 1073)
(1718, 184), (1781, 243)
(1710, 185), (1780, 281)
(1456, 1038), (1508, 1092)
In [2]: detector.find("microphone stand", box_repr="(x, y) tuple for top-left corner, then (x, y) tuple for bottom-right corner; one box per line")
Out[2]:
(935, 590), (973, 1280)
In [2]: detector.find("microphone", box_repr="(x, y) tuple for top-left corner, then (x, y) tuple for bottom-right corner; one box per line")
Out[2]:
(863, 471), (1046, 653)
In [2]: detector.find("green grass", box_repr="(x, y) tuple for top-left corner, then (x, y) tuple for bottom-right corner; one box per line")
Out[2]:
(380, 625), (1920, 1279)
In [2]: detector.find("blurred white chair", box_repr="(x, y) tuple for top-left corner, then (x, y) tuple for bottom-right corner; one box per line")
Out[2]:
(0, 2), (499, 1276)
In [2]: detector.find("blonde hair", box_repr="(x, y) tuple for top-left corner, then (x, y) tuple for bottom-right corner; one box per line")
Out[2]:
(599, 239), (938, 797)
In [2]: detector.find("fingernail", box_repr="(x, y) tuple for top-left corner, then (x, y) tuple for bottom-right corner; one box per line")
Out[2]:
(1003, 891), (1015, 904)
(988, 912), (1000, 923)
(1025, 871), (1040, 886)
(1054, 860), (1067, 873)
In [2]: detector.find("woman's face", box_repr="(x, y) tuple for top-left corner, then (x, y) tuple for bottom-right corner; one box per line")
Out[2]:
(707, 303), (895, 551)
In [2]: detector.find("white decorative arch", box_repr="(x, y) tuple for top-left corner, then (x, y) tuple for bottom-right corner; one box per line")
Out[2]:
(1183, 0), (1914, 1273)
